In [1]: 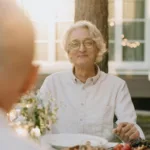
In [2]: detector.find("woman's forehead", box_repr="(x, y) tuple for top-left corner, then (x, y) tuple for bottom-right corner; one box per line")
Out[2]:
(69, 27), (91, 41)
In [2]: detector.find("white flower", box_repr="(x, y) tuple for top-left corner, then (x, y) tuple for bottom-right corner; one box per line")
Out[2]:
(8, 110), (17, 121)
(9, 90), (58, 140)
(15, 115), (26, 122)
(30, 127), (41, 137)
(26, 104), (33, 108)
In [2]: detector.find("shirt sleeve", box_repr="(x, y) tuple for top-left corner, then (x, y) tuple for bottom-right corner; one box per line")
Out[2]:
(37, 76), (54, 105)
(115, 81), (145, 139)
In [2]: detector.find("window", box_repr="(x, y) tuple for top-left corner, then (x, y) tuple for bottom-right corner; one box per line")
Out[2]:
(16, 0), (58, 69)
(17, 0), (150, 75)
(33, 21), (49, 61)
(55, 0), (75, 61)
(55, 22), (73, 61)
(16, 0), (51, 63)
(109, 0), (150, 75)
(122, 0), (145, 62)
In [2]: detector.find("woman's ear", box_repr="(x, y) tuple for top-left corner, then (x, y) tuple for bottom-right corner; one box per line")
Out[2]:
(20, 64), (39, 94)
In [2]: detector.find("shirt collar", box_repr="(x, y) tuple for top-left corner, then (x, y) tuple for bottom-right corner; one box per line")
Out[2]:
(71, 65), (101, 84)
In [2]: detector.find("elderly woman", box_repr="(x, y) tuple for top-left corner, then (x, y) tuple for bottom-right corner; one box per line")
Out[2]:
(39, 21), (144, 142)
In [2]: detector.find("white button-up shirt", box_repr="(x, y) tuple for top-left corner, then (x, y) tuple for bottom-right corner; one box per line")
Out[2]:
(39, 67), (145, 141)
(0, 109), (44, 150)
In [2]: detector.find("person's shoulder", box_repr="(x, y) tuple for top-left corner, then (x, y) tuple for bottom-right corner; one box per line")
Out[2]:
(102, 71), (126, 85)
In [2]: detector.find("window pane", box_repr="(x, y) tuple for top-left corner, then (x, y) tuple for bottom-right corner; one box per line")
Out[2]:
(123, 22), (144, 40)
(123, 0), (145, 19)
(109, 43), (115, 61)
(21, 0), (50, 22)
(123, 43), (144, 61)
(108, 0), (114, 19)
(56, 0), (75, 20)
(34, 43), (48, 61)
(56, 43), (68, 61)
(109, 24), (115, 40)
(33, 22), (49, 41)
(56, 22), (73, 40)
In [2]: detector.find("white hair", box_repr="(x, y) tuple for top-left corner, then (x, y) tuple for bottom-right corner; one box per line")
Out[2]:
(62, 20), (107, 63)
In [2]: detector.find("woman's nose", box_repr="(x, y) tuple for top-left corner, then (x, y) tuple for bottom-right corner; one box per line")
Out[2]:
(79, 43), (86, 52)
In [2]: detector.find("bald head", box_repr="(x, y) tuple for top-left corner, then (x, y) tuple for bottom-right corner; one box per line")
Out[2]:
(0, 0), (37, 112)
(0, 0), (34, 77)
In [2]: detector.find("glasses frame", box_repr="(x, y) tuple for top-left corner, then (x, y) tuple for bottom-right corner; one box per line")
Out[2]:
(68, 38), (95, 51)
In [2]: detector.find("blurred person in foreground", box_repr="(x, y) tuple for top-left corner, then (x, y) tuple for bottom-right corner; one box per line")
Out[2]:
(39, 20), (145, 142)
(0, 0), (46, 149)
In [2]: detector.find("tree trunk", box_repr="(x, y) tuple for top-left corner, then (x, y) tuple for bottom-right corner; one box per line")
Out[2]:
(74, 0), (108, 73)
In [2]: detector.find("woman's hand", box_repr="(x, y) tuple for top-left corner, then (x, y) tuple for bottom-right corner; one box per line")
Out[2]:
(113, 122), (140, 142)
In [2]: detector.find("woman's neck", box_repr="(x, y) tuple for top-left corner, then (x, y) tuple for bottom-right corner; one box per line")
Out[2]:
(74, 65), (97, 83)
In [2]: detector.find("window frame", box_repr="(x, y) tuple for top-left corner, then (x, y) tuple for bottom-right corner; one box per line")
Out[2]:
(109, 0), (150, 75)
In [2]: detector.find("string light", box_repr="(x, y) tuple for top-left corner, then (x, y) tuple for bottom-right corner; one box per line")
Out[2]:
(109, 21), (115, 26)
(109, 22), (141, 49)
(121, 34), (140, 48)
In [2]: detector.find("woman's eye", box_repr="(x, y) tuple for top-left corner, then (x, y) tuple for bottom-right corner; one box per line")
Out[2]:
(70, 42), (79, 48)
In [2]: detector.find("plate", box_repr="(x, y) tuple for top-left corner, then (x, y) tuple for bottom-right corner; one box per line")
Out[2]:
(41, 133), (108, 148)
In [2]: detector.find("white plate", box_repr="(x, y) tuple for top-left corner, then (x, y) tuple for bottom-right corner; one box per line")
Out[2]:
(41, 133), (108, 148)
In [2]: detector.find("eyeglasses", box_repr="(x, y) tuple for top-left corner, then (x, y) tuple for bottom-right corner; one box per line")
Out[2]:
(68, 39), (95, 51)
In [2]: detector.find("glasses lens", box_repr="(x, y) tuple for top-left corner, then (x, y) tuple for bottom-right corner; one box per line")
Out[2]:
(84, 39), (94, 48)
(69, 41), (80, 50)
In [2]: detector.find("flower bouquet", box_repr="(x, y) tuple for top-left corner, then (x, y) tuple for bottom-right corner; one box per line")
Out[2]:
(8, 91), (58, 140)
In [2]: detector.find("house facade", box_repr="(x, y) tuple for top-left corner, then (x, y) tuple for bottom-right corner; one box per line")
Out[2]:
(17, 0), (150, 107)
